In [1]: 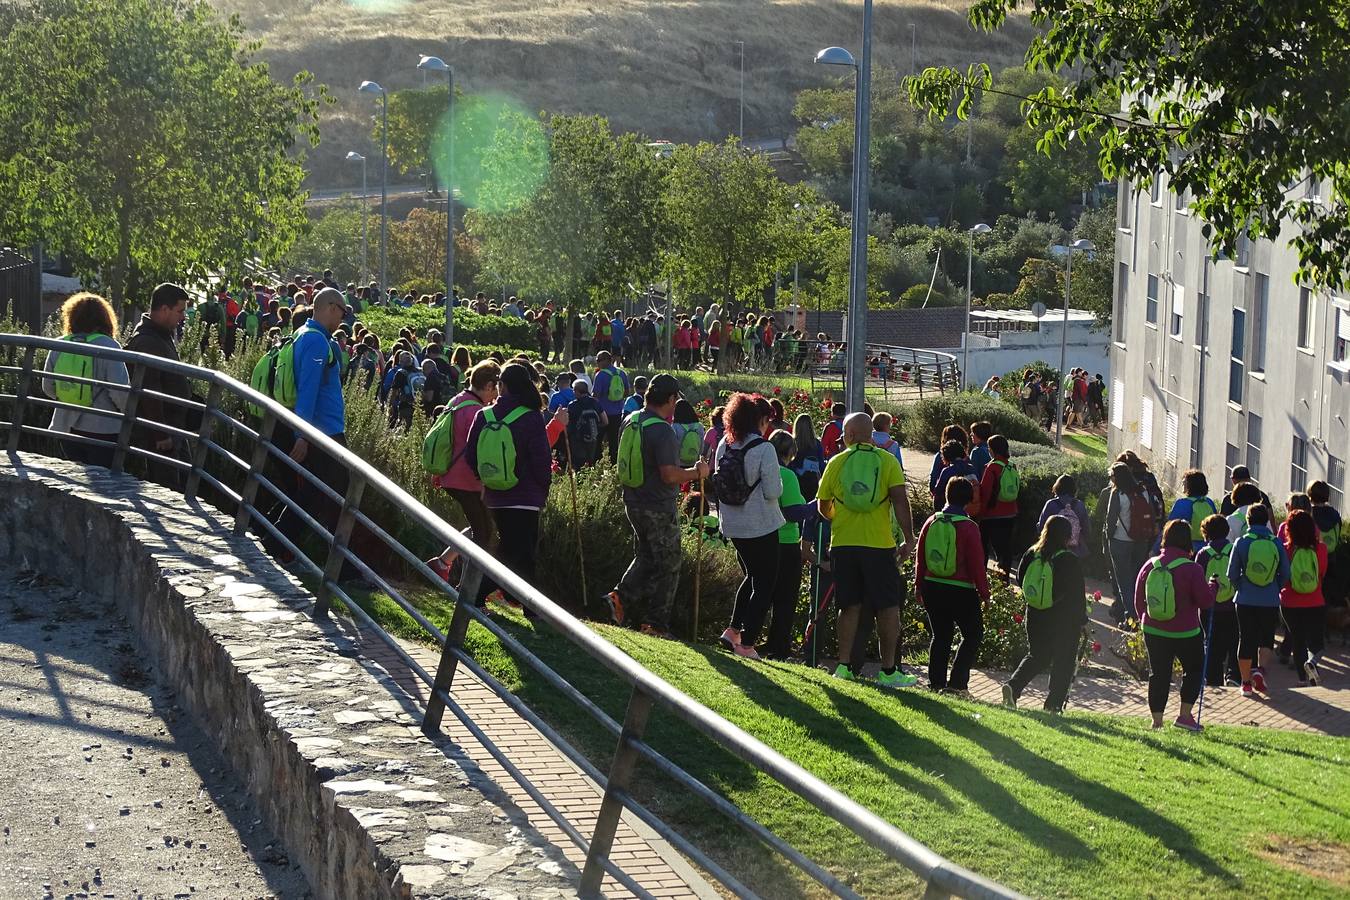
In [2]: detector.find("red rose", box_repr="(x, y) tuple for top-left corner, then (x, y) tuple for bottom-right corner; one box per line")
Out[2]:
(1091, 641), (1102, 652)
(703, 398), (713, 407)
(773, 386), (782, 395)
(1013, 613), (1023, 624)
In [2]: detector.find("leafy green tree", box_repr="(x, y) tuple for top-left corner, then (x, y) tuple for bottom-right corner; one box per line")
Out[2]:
(0, 0), (325, 310)
(1010, 258), (1064, 313)
(381, 84), (454, 176)
(907, 0), (1350, 290)
(280, 199), (372, 286)
(1002, 125), (1101, 219)
(1068, 203), (1118, 328)
(662, 141), (806, 369)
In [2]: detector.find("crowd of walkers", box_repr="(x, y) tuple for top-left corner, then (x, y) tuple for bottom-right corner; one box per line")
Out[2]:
(36, 278), (1343, 734)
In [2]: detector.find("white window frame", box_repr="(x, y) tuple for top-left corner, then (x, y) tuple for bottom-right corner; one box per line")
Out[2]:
(1141, 396), (1155, 449)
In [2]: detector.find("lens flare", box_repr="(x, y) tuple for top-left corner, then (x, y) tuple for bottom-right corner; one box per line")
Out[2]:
(430, 92), (548, 213)
(344, 0), (411, 13)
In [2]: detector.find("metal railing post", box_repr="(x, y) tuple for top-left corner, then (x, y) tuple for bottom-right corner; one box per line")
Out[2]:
(184, 380), (223, 501)
(315, 472), (367, 618)
(6, 347), (36, 453)
(579, 686), (654, 897)
(422, 563), (484, 734)
(914, 349), (925, 400)
(235, 412), (276, 536)
(110, 363), (146, 474)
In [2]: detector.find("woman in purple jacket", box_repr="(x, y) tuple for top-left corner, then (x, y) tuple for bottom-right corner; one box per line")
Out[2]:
(465, 363), (553, 610)
(1134, 519), (1218, 731)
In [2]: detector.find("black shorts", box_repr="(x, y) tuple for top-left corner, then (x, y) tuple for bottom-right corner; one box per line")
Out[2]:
(831, 546), (904, 611)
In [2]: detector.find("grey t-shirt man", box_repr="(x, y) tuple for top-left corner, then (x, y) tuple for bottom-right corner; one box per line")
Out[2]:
(621, 412), (680, 510)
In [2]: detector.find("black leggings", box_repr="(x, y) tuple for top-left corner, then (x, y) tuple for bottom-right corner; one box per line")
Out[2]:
(1008, 606), (1083, 710)
(730, 532), (781, 643)
(1282, 606), (1326, 666)
(980, 517), (1016, 571)
(1202, 603), (1241, 686)
(761, 542), (803, 658)
(923, 581), (984, 691)
(490, 507), (540, 608)
(1237, 604), (1281, 661)
(1144, 631), (1204, 713)
(448, 487), (494, 606)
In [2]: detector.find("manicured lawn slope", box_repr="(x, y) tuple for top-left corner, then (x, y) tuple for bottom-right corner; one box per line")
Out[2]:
(355, 592), (1350, 899)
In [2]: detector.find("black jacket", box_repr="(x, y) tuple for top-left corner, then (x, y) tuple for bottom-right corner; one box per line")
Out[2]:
(123, 314), (190, 445)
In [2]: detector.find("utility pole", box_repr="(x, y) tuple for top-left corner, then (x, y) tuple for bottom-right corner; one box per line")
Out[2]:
(737, 41), (745, 141)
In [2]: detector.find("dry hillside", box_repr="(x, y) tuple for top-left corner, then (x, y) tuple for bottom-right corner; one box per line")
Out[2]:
(211, 0), (1033, 188)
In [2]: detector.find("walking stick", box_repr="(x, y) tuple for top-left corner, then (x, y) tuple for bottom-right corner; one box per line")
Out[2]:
(1196, 605), (1215, 726)
(694, 475), (706, 639)
(560, 430), (588, 612)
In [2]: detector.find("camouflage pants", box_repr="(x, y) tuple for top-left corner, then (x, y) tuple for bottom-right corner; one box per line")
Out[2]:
(617, 504), (682, 630)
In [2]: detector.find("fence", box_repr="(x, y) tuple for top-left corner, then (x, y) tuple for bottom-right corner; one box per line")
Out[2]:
(0, 332), (1021, 900)
(0, 248), (40, 333)
(808, 342), (962, 403)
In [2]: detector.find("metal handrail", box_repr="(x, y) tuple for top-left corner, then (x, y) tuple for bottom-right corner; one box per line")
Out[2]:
(0, 331), (1022, 900)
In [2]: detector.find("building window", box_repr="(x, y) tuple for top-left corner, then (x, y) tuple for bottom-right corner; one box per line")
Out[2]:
(1141, 396), (1154, 449)
(1119, 186), (1132, 229)
(1146, 274), (1159, 324)
(1335, 307), (1350, 364)
(1236, 232), (1251, 268)
(1174, 186), (1187, 212)
(1291, 436), (1308, 493)
(1165, 411), (1179, 464)
(1150, 174), (1162, 205)
(1170, 282), (1185, 338)
(1189, 414), (1202, 468)
(1111, 378), (1124, 430)
(1229, 308), (1246, 405)
(1252, 274), (1268, 373)
(1330, 455), (1346, 508)
(1226, 443), (1241, 483)
(1115, 263), (1129, 343)
(1246, 413), (1262, 483)
(1297, 287), (1313, 350)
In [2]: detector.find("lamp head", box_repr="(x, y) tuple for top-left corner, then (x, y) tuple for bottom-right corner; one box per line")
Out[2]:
(970, 223), (992, 235)
(814, 46), (857, 68)
(345, 151), (365, 162)
(1071, 238), (1097, 252)
(417, 55), (449, 72)
(358, 80), (385, 96)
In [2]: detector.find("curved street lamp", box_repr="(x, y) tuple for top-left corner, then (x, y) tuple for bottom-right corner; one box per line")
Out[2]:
(345, 152), (368, 284)
(417, 54), (456, 345)
(964, 222), (992, 389)
(358, 80), (388, 292)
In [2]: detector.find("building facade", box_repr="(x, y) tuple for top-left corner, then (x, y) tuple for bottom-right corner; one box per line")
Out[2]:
(1109, 176), (1350, 506)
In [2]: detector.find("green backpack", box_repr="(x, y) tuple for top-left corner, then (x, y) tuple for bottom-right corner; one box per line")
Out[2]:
(605, 367), (626, 403)
(837, 445), (884, 512)
(201, 298), (225, 325)
(617, 412), (663, 488)
(1245, 534), (1281, 587)
(243, 311), (261, 337)
(923, 513), (968, 581)
(1289, 546), (1320, 594)
(992, 459), (1020, 503)
(422, 398), (480, 475)
(52, 334), (106, 407)
(270, 327), (337, 410)
(1144, 557), (1188, 621)
(1319, 518), (1341, 553)
(1203, 543), (1235, 603)
(475, 406), (531, 491)
(1021, 550), (1067, 610)
(248, 345), (281, 417)
(676, 423), (704, 467)
(1187, 496), (1217, 536)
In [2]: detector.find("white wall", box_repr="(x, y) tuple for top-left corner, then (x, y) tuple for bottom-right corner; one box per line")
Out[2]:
(953, 323), (1112, 385)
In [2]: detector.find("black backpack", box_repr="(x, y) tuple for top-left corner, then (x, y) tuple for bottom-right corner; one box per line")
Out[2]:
(711, 436), (765, 506)
(569, 405), (602, 466)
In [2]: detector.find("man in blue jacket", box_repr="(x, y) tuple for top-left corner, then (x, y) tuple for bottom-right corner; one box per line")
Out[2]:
(274, 288), (351, 564)
(591, 350), (629, 463)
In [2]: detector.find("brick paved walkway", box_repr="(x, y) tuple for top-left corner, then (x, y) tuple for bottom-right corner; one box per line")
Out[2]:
(343, 621), (716, 900)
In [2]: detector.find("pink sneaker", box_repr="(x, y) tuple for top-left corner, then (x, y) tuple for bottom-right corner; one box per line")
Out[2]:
(718, 627), (741, 653)
(1173, 713), (1203, 732)
(732, 643), (761, 661)
(1251, 669), (1268, 693)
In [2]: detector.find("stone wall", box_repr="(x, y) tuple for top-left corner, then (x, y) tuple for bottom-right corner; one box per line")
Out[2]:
(0, 453), (574, 899)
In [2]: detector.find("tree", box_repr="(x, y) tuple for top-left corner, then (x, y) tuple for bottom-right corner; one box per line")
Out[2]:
(1010, 258), (1064, 313)
(281, 199), (373, 286)
(662, 141), (805, 370)
(0, 0), (325, 311)
(907, 0), (1350, 291)
(1068, 203), (1118, 328)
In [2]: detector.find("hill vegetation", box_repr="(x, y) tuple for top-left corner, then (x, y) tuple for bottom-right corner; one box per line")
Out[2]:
(209, 0), (1033, 187)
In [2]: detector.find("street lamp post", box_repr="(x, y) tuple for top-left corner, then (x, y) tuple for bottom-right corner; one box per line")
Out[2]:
(963, 222), (991, 390)
(417, 55), (456, 346)
(816, 0), (873, 414)
(358, 81), (389, 294)
(1054, 238), (1097, 448)
(345, 152), (368, 284)
(737, 41), (746, 142)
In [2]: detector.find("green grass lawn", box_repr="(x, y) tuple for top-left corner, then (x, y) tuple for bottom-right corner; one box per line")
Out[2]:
(1062, 431), (1109, 459)
(346, 587), (1350, 899)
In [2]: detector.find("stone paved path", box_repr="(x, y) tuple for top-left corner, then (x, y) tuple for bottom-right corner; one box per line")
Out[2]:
(343, 621), (715, 900)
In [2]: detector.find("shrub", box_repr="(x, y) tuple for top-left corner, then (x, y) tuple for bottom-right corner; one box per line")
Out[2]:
(898, 391), (1050, 452)
(357, 306), (535, 352)
(996, 361), (1061, 409)
(1004, 439), (1110, 557)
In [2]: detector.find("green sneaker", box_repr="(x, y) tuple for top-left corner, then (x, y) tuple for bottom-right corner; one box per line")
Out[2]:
(876, 669), (919, 689)
(831, 663), (855, 681)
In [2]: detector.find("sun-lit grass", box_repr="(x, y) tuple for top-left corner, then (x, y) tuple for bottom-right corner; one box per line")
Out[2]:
(1062, 430), (1108, 459)
(343, 585), (1350, 899)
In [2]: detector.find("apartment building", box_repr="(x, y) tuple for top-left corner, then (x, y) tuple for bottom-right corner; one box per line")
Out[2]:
(1108, 176), (1350, 507)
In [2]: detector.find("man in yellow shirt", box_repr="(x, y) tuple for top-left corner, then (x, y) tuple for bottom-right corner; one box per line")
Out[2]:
(816, 413), (917, 687)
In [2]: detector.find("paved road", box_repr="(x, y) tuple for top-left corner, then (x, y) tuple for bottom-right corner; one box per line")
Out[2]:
(0, 570), (310, 899)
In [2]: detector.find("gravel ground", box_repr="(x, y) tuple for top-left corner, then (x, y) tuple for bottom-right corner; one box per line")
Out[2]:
(0, 570), (310, 900)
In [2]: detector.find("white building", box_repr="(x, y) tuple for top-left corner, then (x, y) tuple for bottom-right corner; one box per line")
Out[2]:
(961, 309), (1109, 387)
(1108, 175), (1349, 504)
